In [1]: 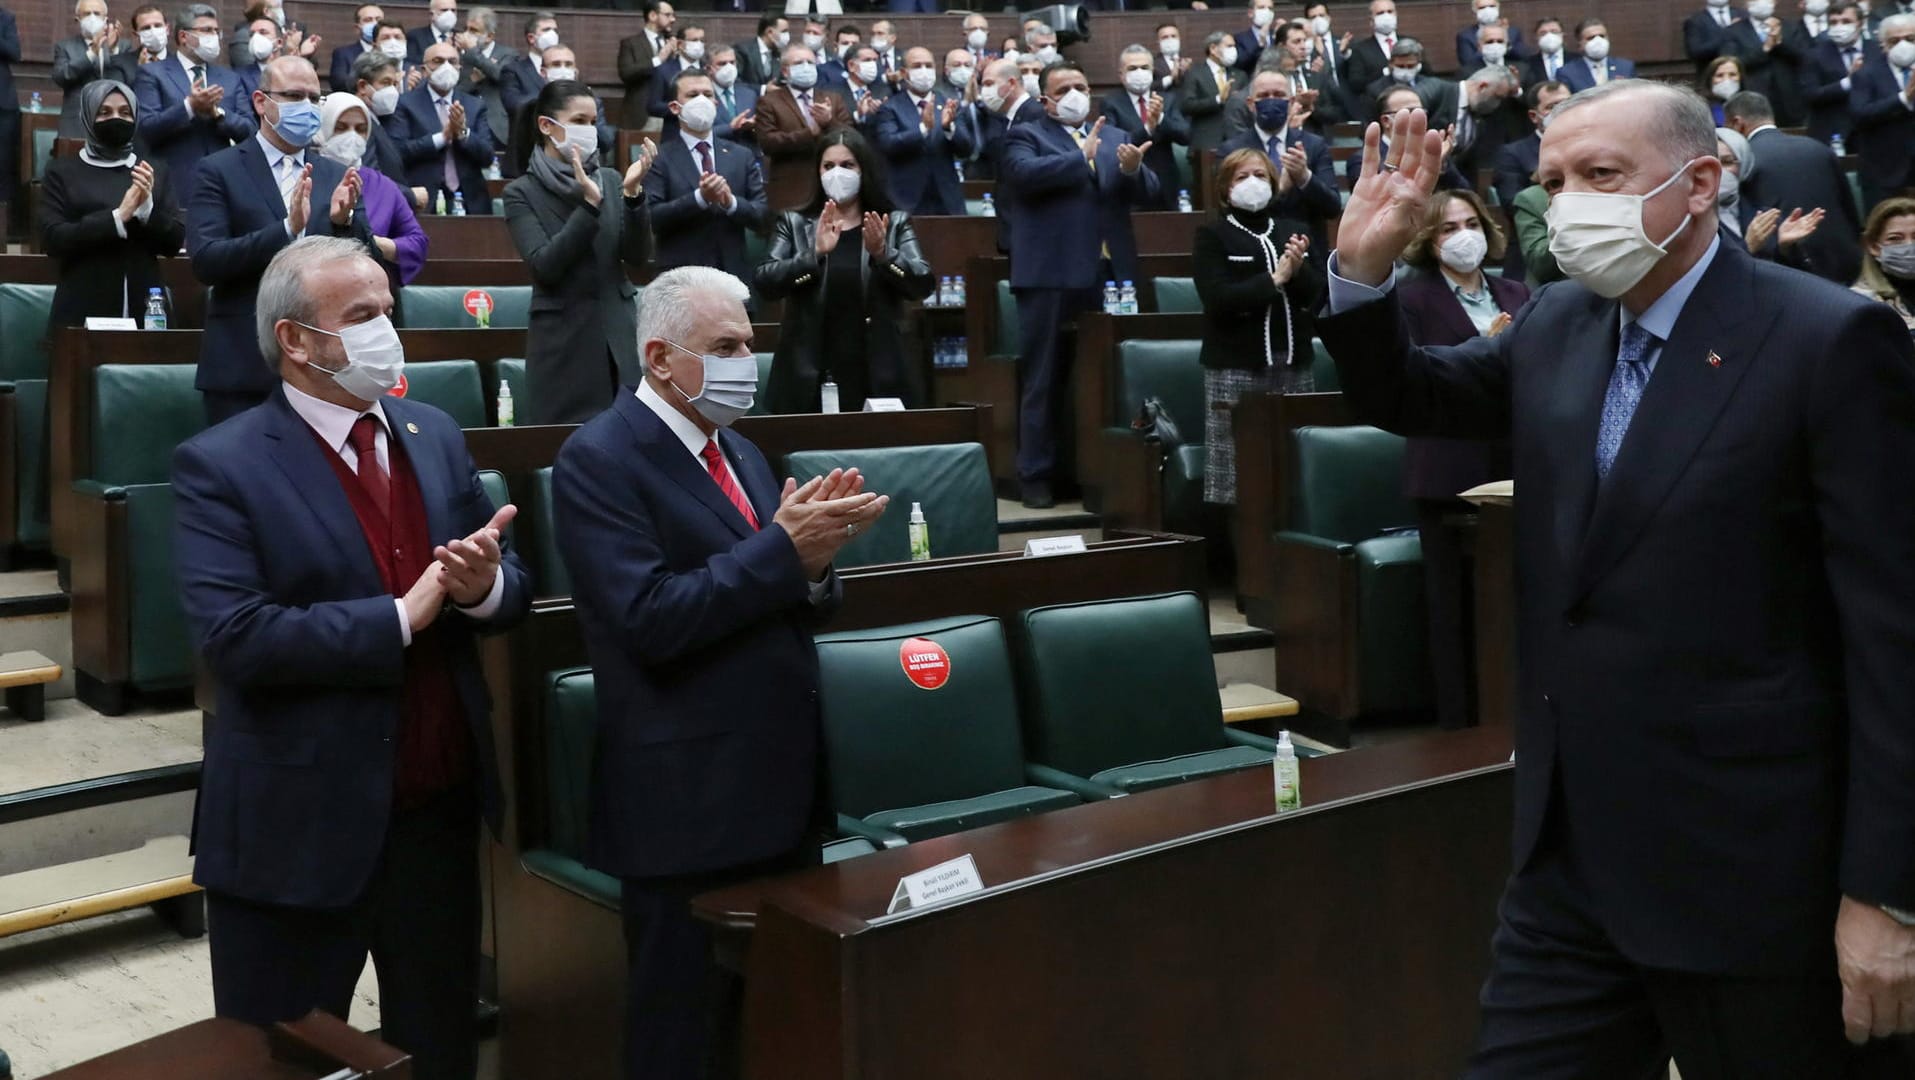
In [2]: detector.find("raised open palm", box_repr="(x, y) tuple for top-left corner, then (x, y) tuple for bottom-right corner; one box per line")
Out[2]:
(1336, 108), (1446, 287)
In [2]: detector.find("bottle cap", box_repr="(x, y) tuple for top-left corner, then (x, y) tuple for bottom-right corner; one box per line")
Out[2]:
(1276, 729), (1295, 754)
(909, 501), (925, 522)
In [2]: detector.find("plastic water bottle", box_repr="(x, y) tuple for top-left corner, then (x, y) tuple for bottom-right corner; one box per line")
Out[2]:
(1830, 133), (1846, 157)
(1103, 280), (1120, 315)
(1177, 188), (1193, 213)
(950, 274), (966, 307)
(981, 192), (995, 217)
(451, 191), (467, 216)
(937, 275), (952, 307)
(820, 379), (840, 413)
(28, 92), (41, 113)
(1119, 280), (1138, 315)
(496, 381), (514, 426)
(142, 288), (167, 331)
(1274, 730), (1301, 812)
(484, 153), (503, 180)
(908, 501), (931, 561)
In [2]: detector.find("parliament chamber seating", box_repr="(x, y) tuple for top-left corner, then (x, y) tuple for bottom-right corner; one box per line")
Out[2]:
(398, 285), (533, 330)
(1, 282), (56, 560)
(1099, 339), (1207, 535)
(487, 356), (528, 422)
(522, 667), (622, 909)
(783, 443), (995, 568)
(815, 615), (1089, 846)
(528, 468), (572, 598)
(1149, 276), (1201, 314)
(395, 359), (487, 428)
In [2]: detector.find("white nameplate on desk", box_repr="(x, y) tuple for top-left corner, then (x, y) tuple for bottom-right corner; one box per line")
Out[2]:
(886, 853), (984, 915)
(1024, 535), (1088, 558)
(863, 398), (907, 412)
(84, 317), (138, 330)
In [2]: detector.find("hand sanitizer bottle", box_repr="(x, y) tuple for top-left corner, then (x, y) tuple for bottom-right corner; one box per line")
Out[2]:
(820, 378), (840, 414)
(1177, 188), (1193, 213)
(908, 502), (931, 561)
(496, 381), (514, 427)
(1274, 730), (1301, 812)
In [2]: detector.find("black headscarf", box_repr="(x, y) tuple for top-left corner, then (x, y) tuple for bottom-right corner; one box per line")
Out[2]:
(78, 79), (138, 166)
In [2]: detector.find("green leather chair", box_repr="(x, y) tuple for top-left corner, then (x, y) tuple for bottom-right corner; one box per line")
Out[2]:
(1309, 337), (1340, 393)
(1152, 276), (1201, 314)
(1017, 591), (1281, 793)
(476, 469), (518, 548)
(397, 285), (532, 329)
(0, 285), (56, 557)
(0, 283), (55, 382)
(521, 667), (622, 908)
(32, 129), (56, 180)
(744, 352), (775, 417)
(1105, 339), (1206, 533)
(992, 280), (1019, 359)
(398, 359), (486, 427)
(815, 615), (1089, 846)
(529, 466), (572, 596)
(71, 364), (206, 710)
(1277, 424), (1430, 721)
(784, 443), (994, 568)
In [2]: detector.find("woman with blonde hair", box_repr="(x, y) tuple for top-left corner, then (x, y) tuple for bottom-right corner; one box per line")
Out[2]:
(1852, 195), (1915, 335)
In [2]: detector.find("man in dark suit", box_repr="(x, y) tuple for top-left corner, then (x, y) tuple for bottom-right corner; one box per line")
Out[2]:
(1220, 69), (1338, 262)
(1323, 87), (1915, 1077)
(734, 14), (787, 89)
(552, 265), (886, 1080)
(1492, 79), (1568, 210)
(1801, 2), (1872, 143)
(643, 23), (705, 130)
(1102, 43), (1188, 210)
(1184, 31), (1245, 161)
(837, 44), (893, 131)
(455, 7), (514, 143)
(497, 10), (555, 120)
(646, 68), (766, 280)
(1267, 22), (1348, 137)
(1457, 0), (1532, 72)
(963, 58), (1036, 227)
(1557, 18), (1638, 92)
(174, 235), (531, 1080)
(1726, 89), (1863, 282)
(1002, 60), (1161, 508)
(703, 44), (758, 149)
(187, 57), (373, 423)
(1521, 15), (1570, 85)
(388, 41), (494, 213)
(348, 51), (408, 185)
(1344, 0), (1400, 98)
(329, 3), (384, 93)
(0, 5), (18, 217)
(1453, 33), (1532, 181)
(1232, 0), (1281, 76)
(1687, 1), (1751, 72)
(54, 0), (135, 137)
(1846, 13), (1915, 210)
(134, 5), (257, 196)
(872, 46), (968, 216)
(616, 0), (675, 130)
(1362, 39), (1460, 127)
(405, 0), (459, 67)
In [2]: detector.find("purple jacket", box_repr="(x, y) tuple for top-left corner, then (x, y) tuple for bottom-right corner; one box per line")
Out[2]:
(1398, 268), (1529, 500)
(360, 166), (428, 287)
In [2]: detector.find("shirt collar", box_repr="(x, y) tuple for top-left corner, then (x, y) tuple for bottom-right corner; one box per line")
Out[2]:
(256, 131), (303, 169)
(283, 379), (389, 453)
(1747, 123), (1778, 138)
(1623, 233), (1720, 340)
(1449, 273), (1490, 302)
(177, 50), (201, 75)
(636, 379), (712, 459)
(678, 125), (714, 153)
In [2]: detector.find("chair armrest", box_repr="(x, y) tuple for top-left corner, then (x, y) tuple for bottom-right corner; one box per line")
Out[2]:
(1024, 763), (1127, 801)
(1274, 529), (1355, 555)
(1222, 728), (1280, 753)
(836, 813), (910, 849)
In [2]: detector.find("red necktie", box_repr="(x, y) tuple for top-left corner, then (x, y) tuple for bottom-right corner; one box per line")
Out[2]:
(701, 438), (758, 529)
(1385, 35), (1395, 53)
(347, 414), (390, 520)
(1138, 94), (1151, 133)
(695, 139), (713, 174)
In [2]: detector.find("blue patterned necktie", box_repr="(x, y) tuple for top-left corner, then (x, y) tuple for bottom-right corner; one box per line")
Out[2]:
(1596, 321), (1656, 478)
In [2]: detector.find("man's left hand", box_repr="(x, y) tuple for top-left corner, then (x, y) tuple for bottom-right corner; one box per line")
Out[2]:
(1117, 138), (1150, 175)
(1282, 143), (1310, 186)
(1836, 896), (1915, 1044)
(435, 503), (518, 607)
(329, 167), (360, 226)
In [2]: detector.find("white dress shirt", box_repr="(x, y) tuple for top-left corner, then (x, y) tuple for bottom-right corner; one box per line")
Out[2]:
(428, 89), (465, 150)
(678, 126), (739, 213)
(283, 380), (506, 643)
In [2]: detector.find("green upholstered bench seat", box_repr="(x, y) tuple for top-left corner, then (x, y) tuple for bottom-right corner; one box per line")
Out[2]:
(398, 285), (532, 329)
(531, 467), (570, 596)
(1152, 276), (1200, 314)
(0, 283), (55, 381)
(9, 378), (49, 549)
(1088, 745), (1274, 793)
(397, 359), (485, 428)
(860, 785), (1080, 842)
(522, 848), (621, 909)
(487, 357), (527, 423)
(784, 443), (994, 568)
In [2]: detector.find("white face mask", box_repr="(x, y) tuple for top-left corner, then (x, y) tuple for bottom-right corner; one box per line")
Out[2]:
(1546, 158), (1699, 299)
(1003, 47), (1021, 64)
(1123, 68), (1152, 95)
(320, 129), (367, 167)
(1021, 73), (1040, 97)
(370, 84), (400, 115)
(138, 26), (167, 52)
(1373, 12), (1398, 35)
(1440, 228), (1489, 273)
(1747, 0), (1775, 18)
(803, 31), (823, 49)
(434, 9), (457, 32)
(773, 30), (789, 48)
(1706, 0), (1729, 6)
(856, 59), (878, 82)
(1310, 15), (1331, 36)
(820, 165), (861, 202)
(533, 28), (558, 52)
(1582, 35), (1610, 61)
(1806, 0), (1830, 12)
(1054, 87), (1091, 126)
(1538, 31), (1564, 54)
(1711, 78), (1740, 100)
(1481, 43), (1507, 65)
(379, 38), (408, 59)
(1476, 4), (1500, 25)
(196, 32), (222, 61)
(550, 121), (597, 154)
(251, 33), (276, 60)
(968, 28), (988, 50)
(788, 61), (818, 89)
(1229, 175), (1272, 211)
(1252, 7), (1275, 28)
(1829, 22), (1859, 45)
(948, 66), (973, 89)
(870, 34), (890, 51)
(1717, 168), (1740, 206)
(907, 66), (937, 93)
(1390, 64), (1420, 81)
(665, 344), (757, 427)
(300, 316), (406, 400)
(1893, 39), (1915, 68)
(1220, 45), (1240, 67)
(683, 40), (705, 61)
(713, 61), (738, 87)
(1035, 44), (1058, 64)
(1160, 36), (1180, 56)
(429, 63), (460, 92)
(80, 13), (106, 38)
(678, 94), (716, 132)
(544, 65), (577, 82)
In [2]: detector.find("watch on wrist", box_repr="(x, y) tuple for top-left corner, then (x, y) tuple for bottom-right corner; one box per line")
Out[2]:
(1882, 904), (1915, 927)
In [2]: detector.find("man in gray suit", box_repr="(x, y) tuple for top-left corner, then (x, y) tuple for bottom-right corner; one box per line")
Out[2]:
(455, 5), (512, 143)
(53, 0), (137, 137)
(1184, 30), (1246, 159)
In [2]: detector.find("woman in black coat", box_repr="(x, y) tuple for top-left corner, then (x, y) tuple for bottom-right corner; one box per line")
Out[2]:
(38, 79), (185, 328)
(755, 129), (935, 415)
(1192, 146), (1322, 507)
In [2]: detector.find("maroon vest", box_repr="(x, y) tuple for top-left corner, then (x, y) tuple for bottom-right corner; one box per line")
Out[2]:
(308, 421), (471, 809)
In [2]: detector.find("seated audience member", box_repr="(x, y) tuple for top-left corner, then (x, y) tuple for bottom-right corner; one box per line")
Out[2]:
(756, 130), (934, 414)
(1398, 187), (1528, 733)
(1714, 125), (1823, 269)
(1705, 55), (1748, 124)
(1846, 12), (1915, 211)
(1851, 194), (1915, 333)
(329, 2), (384, 92)
(1362, 38), (1458, 127)
(1802, 2), (1870, 146)
(389, 40), (495, 213)
(134, 3), (258, 186)
(873, 46), (968, 216)
(646, 67), (768, 280)
(757, 44), (851, 211)
(1457, 0), (1530, 72)
(317, 92), (426, 290)
(40, 80), (186, 328)
(1222, 69), (1337, 260)
(1493, 79), (1569, 210)
(1726, 89), (1863, 282)
(1510, 180), (1561, 287)
(1102, 43), (1188, 210)
(1559, 19), (1636, 92)
(1192, 147), (1319, 508)
(502, 78), (654, 425)
(1524, 16), (1570, 84)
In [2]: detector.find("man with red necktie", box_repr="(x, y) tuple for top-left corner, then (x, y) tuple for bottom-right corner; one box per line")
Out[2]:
(552, 265), (889, 1080)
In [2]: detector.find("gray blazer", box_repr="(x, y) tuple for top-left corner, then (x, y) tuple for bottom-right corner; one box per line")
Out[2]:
(52, 35), (136, 137)
(461, 43), (516, 142)
(502, 165), (654, 425)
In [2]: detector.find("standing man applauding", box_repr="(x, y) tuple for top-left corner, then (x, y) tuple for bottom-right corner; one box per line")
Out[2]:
(1319, 83), (1915, 1076)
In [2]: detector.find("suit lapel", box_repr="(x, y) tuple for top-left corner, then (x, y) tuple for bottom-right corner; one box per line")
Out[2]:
(262, 390), (384, 592)
(1542, 294), (1621, 582)
(615, 393), (755, 540)
(1574, 244), (1774, 597)
(381, 399), (454, 544)
(237, 137), (288, 218)
(719, 428), (779, 528)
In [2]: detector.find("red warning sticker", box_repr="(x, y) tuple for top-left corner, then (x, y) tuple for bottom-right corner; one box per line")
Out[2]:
(386, 372), (409, 398)
(463, 289), (494, 317)
(899, 638), (951, 690)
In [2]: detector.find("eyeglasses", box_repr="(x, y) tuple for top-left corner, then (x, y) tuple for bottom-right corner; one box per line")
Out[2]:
(265, 90), (324, 104)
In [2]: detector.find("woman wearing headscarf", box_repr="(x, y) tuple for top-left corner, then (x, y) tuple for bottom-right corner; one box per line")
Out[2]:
(1714, 126), (1823, 271)
(37, 79), (186, 328)
(315, 91), (427, 293)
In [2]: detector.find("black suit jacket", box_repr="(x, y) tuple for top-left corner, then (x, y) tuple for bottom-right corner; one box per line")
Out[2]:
(1099, 88), (1189, 211)
(1344, 36), (1390, 100)
(1317, 238), (1915, 974)
(1363, 73), (1459, 127)
(1744, 126), (1863, 284)
(1684, 7), (1748, 70)
(643, 132), (767, 280)
(1802, 37), (1875, 143)
(387, 85), (496, 212)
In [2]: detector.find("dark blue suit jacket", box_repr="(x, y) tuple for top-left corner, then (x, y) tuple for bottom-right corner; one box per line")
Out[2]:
(173, 389), (532, 907)
(553, 390), (840, 878)
(1232, 26), (1278, 75)
(133, 57), (258, 191)
(1317, 239), (1915, 975)
(1802, 38), (1876, 143)
(1001, 113), (1161, 290)
(387, 85), (496, 212)
(1099, 88), (1190, 211)
(186, 138), (373, 393)
(1684, 8), (1749, 69)
(1493, 132), (1541, 210)
(873, 90), (969, 216)
(643, 132), (768, 279)
(1557, 56), (1638, 93)
(367, 114), (406, 180)
(499, 54), (543, 119)
(329, 40), (376, 91)
(1846, 57), (1915, 194)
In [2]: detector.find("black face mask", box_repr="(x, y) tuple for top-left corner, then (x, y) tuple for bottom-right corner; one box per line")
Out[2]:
(95, 116), (135, 148)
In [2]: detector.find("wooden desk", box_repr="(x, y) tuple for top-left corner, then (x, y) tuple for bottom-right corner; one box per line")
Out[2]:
(1071, 312), (1207, 518)
(45, 1011), (410, 1079)
(0, 255), (208, 328)
(418, 215), (520, 261)
(692, 726), (1514, 1080)
(909, 214), (999, 281)
(1230, 390), (1354, 633)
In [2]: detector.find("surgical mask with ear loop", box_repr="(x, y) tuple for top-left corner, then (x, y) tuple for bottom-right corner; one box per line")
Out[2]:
(662, 340), (758, 427)
(295, 316), (407, 400)
(1545, 157), (1702, 299)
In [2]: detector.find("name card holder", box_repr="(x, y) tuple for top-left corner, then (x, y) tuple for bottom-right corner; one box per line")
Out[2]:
(1023, 535), (1089, 558)
(886, 853), (984, 914)
(84, 317), (138, 330)
(863, 398), (907, 412)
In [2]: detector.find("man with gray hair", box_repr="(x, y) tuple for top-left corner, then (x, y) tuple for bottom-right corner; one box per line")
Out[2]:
(454, 5), (513, 142)
(1103, 42), (1188, 209)
(553, 265), (888, 1080)
(173, 234), (530, 1080)
(1361, 37), (1459, 126)
(1322, 80), (1915, 1073)
(1185, 30), (1246, 157)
